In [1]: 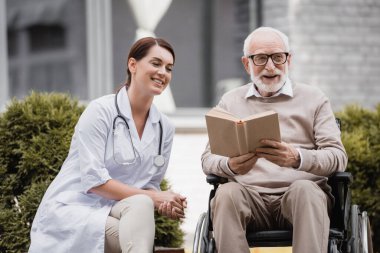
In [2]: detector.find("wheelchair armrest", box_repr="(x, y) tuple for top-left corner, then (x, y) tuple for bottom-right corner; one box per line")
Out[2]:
(206, 174), (228, 186)
(205, 174), (229, 232)
(327, 171), (352, 230)
(327, 171), (353, 185)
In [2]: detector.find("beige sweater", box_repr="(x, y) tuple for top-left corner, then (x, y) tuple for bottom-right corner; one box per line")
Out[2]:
(201, 82), (348, 194)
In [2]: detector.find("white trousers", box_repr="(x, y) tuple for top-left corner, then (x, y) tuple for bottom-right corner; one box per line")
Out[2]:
(105, 194), (155, 253)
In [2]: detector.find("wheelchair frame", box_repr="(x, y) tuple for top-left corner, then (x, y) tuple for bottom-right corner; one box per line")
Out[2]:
(193, 172), (373, 253)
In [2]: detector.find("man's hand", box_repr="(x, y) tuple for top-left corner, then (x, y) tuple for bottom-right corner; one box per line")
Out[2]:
(228, 153), (258, 175)
(255, 139), (300, 168)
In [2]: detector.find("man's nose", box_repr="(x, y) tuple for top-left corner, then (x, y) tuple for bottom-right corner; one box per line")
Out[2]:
(265, 57), (276, 71)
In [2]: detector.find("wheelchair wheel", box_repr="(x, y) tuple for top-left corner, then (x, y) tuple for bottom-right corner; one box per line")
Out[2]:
(193, 212), (206, 253)
(360, 211), (373, 253)
(351, 205), (360, 253)
(350, 205), (374, 253)
(200, 211), (215, 253)
(329, 239), (339, 253)
(193, 211), (215, 253)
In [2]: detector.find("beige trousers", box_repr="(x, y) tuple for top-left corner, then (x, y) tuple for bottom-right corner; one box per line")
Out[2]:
(211, 180), (331, 253)
(105, 194), (155, 253)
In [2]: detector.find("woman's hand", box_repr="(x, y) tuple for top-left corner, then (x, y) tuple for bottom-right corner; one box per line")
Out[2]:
(152, 190), (187, 220)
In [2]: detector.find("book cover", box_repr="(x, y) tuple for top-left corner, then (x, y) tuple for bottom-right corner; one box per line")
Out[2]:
(205, 108), (281, 157)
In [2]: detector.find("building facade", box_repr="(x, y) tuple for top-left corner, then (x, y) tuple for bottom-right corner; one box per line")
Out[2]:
(2, 0), (380, 111)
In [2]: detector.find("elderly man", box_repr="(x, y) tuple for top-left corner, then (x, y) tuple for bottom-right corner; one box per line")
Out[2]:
(201, 27), (347, 253)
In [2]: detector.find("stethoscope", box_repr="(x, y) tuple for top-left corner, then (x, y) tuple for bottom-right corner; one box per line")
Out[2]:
(112, 87), (165, 167)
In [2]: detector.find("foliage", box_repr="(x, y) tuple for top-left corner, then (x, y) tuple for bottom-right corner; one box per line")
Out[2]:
(0, 92), (183, 252)
(155, 179), (184, 247)
(336, 104), (380, 251)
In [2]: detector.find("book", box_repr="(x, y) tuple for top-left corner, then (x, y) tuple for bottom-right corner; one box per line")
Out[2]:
(205, 107), (281, 157)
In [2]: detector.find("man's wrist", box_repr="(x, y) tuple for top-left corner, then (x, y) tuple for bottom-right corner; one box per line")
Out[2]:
(293, 148), (303, 169)
(226, 158), (238, 175)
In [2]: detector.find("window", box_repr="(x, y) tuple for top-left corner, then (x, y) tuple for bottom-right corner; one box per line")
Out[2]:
(28, 24), (66, 52)
(7, 29), (18, 56)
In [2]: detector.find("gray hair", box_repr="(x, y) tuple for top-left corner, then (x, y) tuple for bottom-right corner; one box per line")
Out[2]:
(243, 27), (290, 56)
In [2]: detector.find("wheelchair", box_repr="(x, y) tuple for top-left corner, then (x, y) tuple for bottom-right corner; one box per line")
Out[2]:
(193, 172), (374, 253)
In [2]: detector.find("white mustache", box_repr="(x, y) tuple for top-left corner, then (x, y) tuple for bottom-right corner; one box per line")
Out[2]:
(257, 69), (282, 78)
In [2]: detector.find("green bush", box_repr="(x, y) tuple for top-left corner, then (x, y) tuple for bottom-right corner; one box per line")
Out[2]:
(336, 104), (380, 251)
(0, 92), (183, 252)
(155, 179), (184, 247)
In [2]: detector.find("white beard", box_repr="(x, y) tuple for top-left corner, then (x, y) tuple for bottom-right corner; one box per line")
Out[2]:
(249, 60), (288, 94)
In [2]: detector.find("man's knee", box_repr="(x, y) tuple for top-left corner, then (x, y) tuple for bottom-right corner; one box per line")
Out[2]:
(215, 182), (243, 198)
(289, 180), (323, 197)
(286, 180), (328, 206)
(214, 182), (247, 209)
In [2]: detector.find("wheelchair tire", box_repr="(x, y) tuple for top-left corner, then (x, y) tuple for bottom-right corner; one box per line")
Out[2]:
(350, 205), (374, 253)
(329, 239), (339, 253)
(351, 205), (360, 253)
(207, 238), (215, 253)
(200, 211), (211, 252)
(193, 212), (207, 253)
(360, 211), (374, 253)
(201, 210), (218, 253)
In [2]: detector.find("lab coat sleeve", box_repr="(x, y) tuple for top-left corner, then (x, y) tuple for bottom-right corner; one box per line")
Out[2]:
(76, 100), (112, 193)
(144, 119), (175, 191)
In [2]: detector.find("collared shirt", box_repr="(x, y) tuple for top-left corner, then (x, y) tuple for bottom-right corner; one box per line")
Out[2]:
(245, 78), (294, 99)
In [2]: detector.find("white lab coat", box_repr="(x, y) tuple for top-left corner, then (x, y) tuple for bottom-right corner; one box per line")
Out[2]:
(28, 88), (175, 253)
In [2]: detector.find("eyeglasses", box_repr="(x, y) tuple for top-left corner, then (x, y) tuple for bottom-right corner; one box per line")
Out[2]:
(248, 52), (289, 66)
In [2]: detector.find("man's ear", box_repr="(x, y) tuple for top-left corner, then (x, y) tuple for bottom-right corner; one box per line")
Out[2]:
(287, 53), (292, 68)
(128, 58), (137, 74)
(241, 56), (250, 75)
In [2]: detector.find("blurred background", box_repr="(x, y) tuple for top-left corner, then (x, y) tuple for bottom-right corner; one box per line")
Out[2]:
(2, 0), (380, 110)
(1, 0), (380, 252)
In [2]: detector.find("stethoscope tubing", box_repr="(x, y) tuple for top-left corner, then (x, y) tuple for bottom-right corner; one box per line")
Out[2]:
(114, 87), (163, 156)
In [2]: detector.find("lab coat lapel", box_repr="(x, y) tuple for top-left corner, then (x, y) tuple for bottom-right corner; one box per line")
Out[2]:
(117, 88), (161, 153)
(140, 104), (161, 152)
(117, 87), (133, 121)
(117, 87), (142, 153)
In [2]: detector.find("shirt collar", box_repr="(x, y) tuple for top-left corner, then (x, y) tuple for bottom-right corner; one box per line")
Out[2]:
(245, 78), (294, 98)
(117, 87), (161, 123)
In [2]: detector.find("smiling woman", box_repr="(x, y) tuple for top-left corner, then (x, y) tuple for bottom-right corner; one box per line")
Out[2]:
(28, 37), (187, 253)
(128, 43), (174, 103)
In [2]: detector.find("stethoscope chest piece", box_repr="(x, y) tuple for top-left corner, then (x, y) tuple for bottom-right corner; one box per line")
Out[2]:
(114, 87), (165, 166)
(153, 155), (165, 167)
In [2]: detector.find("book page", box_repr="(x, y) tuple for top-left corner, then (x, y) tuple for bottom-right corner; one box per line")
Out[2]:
(243, 110), (277, 121)
(205, 108), (281, 157)
(205, 114), (241, 157)
(244, 112), (281, 152)
(206, 107), (239, 122)
(236, 121), (248, 155)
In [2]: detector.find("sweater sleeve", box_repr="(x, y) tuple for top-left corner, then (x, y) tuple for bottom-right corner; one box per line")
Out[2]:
(201, 142), (237, 178)
(298, 98), (348, 176)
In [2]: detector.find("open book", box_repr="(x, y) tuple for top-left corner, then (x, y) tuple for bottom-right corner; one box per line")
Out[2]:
(205, 107), (281, 157)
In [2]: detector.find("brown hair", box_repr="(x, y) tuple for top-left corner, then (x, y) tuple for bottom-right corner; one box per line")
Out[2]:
(125, 37), (175, 87)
